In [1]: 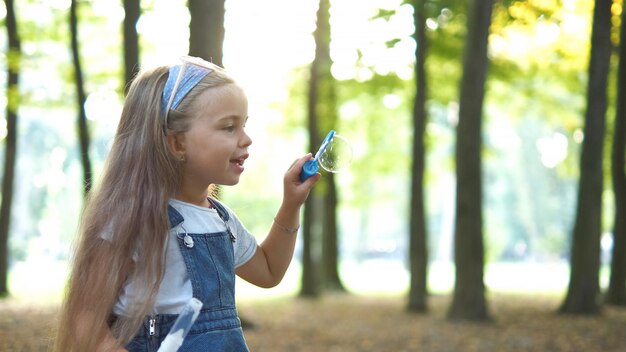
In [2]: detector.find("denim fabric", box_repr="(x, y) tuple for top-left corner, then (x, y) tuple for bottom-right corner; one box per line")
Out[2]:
(126, 203), (249, 351)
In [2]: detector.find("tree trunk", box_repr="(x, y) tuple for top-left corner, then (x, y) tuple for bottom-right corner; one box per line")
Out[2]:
(70, 0), (92, 196)
(408, 0), (429, 313)
(605, 0), (626, 306)
(323, 173), (344, 291)
(0, 0), (21, 296)
(447, 0), (493, 321)
(300, 102), (322, 297)
(560, 0), (612, 315)
(123, 0), (141, 93)
(314, 0), (344, 293)
(188, 0), (224, 65)
(301, 195), (321, 297)
(300, 0), (324, 297)
(300, 0), (341, 297)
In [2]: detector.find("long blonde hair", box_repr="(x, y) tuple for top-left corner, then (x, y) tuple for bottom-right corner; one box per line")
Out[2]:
(54, 64), (234, 351)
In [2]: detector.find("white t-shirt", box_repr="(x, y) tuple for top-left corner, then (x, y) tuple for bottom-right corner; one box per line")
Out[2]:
(113, 199), (258, 315)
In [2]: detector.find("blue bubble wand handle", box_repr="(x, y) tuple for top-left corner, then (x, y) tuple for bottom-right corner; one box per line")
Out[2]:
(300, 130), (335, 182)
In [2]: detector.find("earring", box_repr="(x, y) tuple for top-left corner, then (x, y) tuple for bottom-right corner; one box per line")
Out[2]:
(180, 155), (186, 162)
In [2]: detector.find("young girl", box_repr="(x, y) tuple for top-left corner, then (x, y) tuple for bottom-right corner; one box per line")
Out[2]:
(54, 56), (320, 352)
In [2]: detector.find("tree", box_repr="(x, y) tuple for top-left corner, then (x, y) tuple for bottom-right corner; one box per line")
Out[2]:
(300, 187), (321, 297)
(300, 0), (347, 295)
(560, 0), (612, 315)
(316, 0), (344, 293)
(447, 0), (494, 321)
(188, 0), (224, 65)
(70, 0), (92, 195)
(408, 0), (429, 313)
(123, 0), (141, 93)
(300, 0), (328, 298)
(322, 173), (344, 291)
(0, 0), (21, 296)
(605, 1), (626, 306)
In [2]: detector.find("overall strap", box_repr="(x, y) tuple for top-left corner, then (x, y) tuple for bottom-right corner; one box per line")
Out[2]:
(168, 204), (185, 228)
(208, 198), (230, 222)
(208, 198), (235, 242)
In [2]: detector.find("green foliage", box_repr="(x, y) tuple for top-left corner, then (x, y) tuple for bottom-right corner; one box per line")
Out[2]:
(0, 0), (125, 267)
(0, 0), (617, 274)
(267, 0), (611, 264)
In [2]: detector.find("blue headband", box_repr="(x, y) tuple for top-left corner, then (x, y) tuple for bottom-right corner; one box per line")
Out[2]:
(160, 64), (212, 117)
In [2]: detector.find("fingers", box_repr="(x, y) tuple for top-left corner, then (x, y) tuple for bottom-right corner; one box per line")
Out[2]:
(285, 154), (313, 181)
(285, 153), (320, 187)
(287, 153), (313, 171)
(302, 172), (321, 188)
(282, 154), (320, 207)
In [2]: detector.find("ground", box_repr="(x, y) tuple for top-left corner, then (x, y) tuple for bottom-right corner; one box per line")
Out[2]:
(2, 293), (626, 351)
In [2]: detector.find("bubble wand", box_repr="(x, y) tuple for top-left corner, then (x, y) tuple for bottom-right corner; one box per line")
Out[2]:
(300, 130), (336, 182)
(157, 298), (203, 352)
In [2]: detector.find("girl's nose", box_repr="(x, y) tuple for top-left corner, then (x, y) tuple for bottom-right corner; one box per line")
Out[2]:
(241, 131), (252, 148)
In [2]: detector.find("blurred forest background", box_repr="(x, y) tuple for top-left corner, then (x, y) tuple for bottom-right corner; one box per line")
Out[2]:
(0, 0), (626, 337)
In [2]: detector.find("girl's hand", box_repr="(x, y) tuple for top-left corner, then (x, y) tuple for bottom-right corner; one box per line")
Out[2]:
(283, 154), (321, 208)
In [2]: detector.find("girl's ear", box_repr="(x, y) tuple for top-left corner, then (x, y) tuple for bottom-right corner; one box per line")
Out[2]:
(167, 133), (186, 160)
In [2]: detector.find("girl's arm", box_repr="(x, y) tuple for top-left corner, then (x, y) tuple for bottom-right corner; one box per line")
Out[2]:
(236, 154), (320, 287)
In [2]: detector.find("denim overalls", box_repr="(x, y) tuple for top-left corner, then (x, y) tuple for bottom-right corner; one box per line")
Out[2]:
(126, 201), (249, 351)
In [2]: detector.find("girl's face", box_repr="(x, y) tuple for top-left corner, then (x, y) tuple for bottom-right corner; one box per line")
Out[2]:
(178, 83), (252, 190)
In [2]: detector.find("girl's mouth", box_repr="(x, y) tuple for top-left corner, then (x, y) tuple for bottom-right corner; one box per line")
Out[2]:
(231, 154), (249, 172)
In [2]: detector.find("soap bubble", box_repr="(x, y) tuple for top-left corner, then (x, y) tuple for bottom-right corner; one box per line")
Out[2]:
(318, 134), (352, 173)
